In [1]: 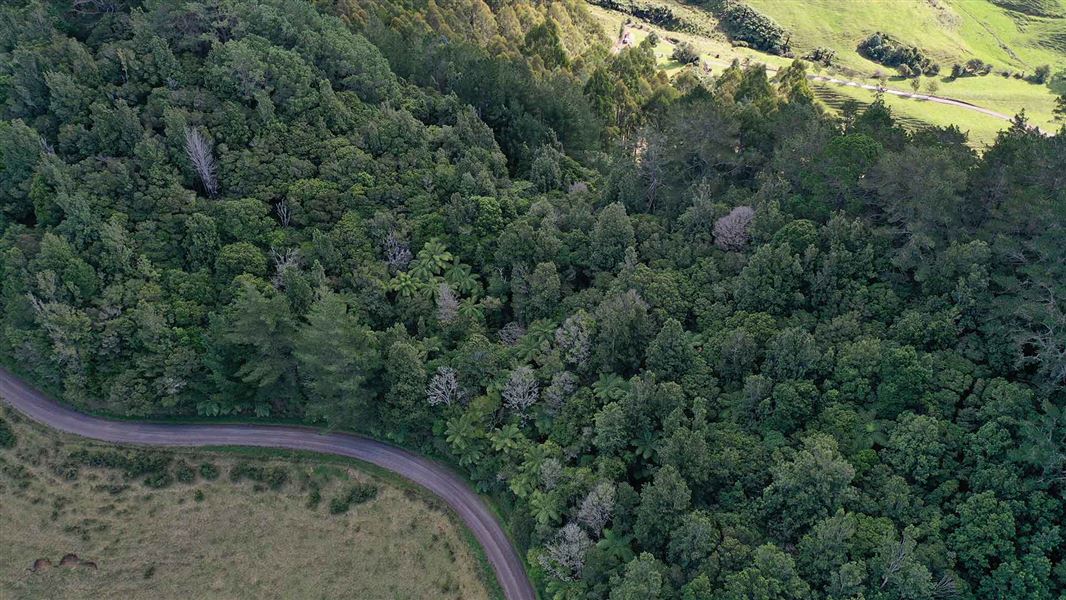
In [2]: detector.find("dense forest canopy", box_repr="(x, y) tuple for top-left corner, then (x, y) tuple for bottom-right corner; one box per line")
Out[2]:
(1, 1), (1064, 599)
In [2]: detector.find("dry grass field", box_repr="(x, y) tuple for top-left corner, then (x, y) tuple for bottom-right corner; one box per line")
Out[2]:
(0, 407), (492, 600)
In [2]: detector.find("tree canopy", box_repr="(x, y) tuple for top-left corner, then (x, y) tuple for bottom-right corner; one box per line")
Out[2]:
(1, 1), (1064, 599)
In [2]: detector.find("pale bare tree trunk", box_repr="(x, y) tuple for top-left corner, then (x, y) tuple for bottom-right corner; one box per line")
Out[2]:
(184, 126), (219, 198)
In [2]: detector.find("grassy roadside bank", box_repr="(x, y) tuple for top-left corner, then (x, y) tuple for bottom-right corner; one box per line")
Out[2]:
(0, 406), (497, 600)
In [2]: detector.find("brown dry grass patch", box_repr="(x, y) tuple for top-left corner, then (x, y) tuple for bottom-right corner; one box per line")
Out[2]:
(0, 407), (489, 600)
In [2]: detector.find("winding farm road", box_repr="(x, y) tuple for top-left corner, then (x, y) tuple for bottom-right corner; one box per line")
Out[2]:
(0, 366), (536, 600)
(806, 74), (1014, 122)
(616, 25), (1033, 127)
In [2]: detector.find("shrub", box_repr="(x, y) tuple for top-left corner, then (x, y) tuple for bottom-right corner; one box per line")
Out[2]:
(586, 0), (707, 34)
(953, 58), (994, 78)
(174, 461), (197, 484)
(199, 462), (220, 480)
(671, 41), (701, 65)
(329, 482), (379, 514)
(1031, 64), (1051, 84)
(143, 471), (174, 488)
(804, 47), (836, 66)
(2, 462), (32, 489)
(266, 467), (289, 490)
(68, 448), (173, 487)
(229, 462), (264, 483)
(229, 462), (288, 490)
(858, 32), (939, 75)
(329, 496), (349, 514)
(712, 0), (791, 55)
(0, 418), (15, 448)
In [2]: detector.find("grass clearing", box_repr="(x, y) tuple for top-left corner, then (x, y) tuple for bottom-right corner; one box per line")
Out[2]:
(739, 0), (1063, 131)
(743, 0), (1066, 72)
(588, 1), (1065, 145)
(0, 407), (492, 600)
(810, 81), (1009, 144)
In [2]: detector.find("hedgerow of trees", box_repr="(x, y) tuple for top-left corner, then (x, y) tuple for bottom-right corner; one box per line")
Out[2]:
(858, 32), (940, 76)
(1, 2), (1064, 600)
(705, 0), (792, 56)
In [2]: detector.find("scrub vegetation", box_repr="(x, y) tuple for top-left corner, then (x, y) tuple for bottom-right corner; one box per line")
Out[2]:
(0, 1), (1063, 599)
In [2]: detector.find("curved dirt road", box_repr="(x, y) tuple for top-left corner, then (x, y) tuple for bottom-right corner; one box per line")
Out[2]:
(615, 25), (1032, 128)
(807, 75), (1014, 121)
(0, 367), (535, 600)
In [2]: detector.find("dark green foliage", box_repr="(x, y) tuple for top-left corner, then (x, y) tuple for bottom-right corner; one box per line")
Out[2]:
(671, 42), (701, 65)
(307, 482), (322, 509)
(0, 418), (14, 448)
(329, 482), (379, 514)
(64, 448), (175, 487)
(2, 1), (1063, 598)
(229, 462), (288, 490)
(710, 0), (792, 55)
(199, 462), (220, 480)
(1031, 64), (1052, 84)
(174, 461), (197, 484)
(858, 32), (940, 76)
(588, 0), (707, 34)
(804, 46), (836, 66)
(523, 21), (569, 69)
(952, 58), (995, 78)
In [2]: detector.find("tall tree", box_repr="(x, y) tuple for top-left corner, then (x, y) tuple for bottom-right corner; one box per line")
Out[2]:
(294, 290), (379, 428)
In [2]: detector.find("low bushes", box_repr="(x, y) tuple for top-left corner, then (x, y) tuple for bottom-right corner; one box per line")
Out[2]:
(588, 0), (700, 34)
(329, 482), (379, 514)
(67, 448), (174, 488)
(229, 462), (289, 490)
(710, 0), (792, 55)
(199, 462), (220, 480)
(0, 418), (14, 448)
(858, 32), (939, 76)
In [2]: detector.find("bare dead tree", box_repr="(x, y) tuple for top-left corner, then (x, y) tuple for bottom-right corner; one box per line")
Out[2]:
(184, 126), (218, 198)
(436, 282), (459, 324)
(544, 371), (578, 414)
(426, 366), (463, 407)
(713, 205), (755, 251)
(539, 458), (563, 490)
(39, 135), (55, 156)
(1017, 282), (1066, 388)
(567, 181), (589, 194)
(498, 321), (525, 346)
(932, 573), (959, 599)
(538, 523), (592, 582)
(384, 232), (412, 272)
(73, 0), (121, 14)
(274, 201), (292, 228)
(636, 130), (667, 212)
(502, 366), (539, 417)
(555, 313), (591, 368)
(879, 534), (909, 590)
(269, 247), (300, 290)
(576, 482), (615, 537)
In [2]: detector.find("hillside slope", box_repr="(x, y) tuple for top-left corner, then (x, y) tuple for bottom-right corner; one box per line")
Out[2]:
(743, 0), (1065, 73)
(588, 0), (1065, 142)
